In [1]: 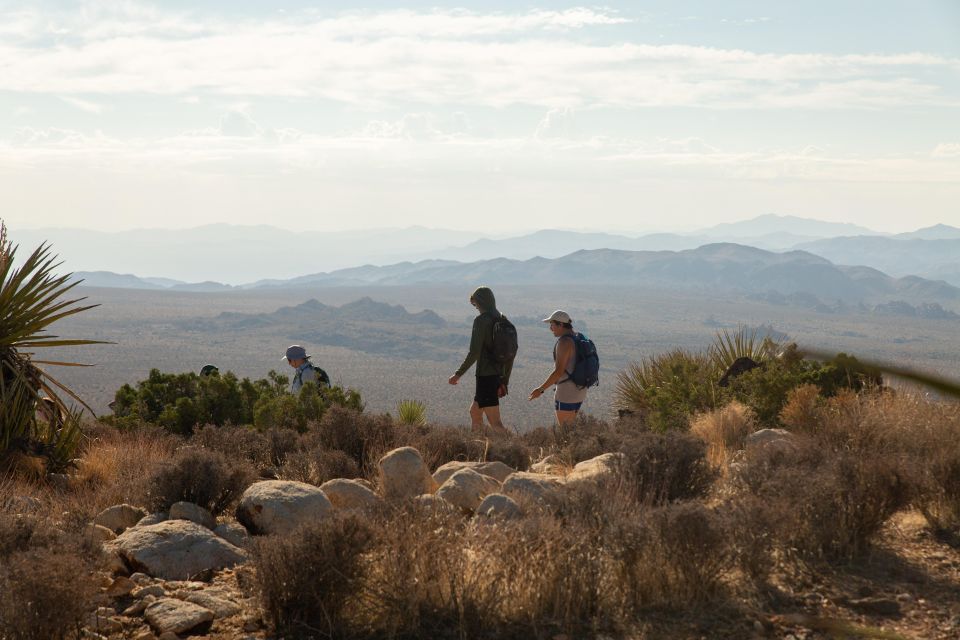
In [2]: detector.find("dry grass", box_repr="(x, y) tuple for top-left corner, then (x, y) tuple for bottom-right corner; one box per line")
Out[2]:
(690, 401), (757, 469)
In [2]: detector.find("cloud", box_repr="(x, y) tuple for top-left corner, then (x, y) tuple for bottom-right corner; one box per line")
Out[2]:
(933, 143), (960, 158)
(60, 96), (104, 114)
(535, 107), (575, 139)
(0, 5), (955, 110)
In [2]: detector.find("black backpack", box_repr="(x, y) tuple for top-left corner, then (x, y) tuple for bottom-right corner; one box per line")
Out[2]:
(568, 333), (600, 389)
(489, 314), (519, 365)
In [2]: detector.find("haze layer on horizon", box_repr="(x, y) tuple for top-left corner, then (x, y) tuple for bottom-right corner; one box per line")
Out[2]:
(2, 1), (959, 234)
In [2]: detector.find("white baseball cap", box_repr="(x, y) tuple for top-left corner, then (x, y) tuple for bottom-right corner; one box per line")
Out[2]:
(542, 310), (572, 324)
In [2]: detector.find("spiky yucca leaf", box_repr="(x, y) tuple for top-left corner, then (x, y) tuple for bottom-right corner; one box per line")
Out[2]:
(710, 325), (777, 372)
(396, 399), (427, 426)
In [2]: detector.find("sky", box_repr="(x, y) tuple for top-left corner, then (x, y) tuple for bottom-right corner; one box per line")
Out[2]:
(2, 0), (959, 234)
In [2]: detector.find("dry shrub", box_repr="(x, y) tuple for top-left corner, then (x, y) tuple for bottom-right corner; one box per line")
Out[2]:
(148, 447), (254, 515)
(281, 448), (360, 486)
(620, 430), (717, 505)
(404, 426), (485, 471)
(690, 401), (756, 468)
(778, 383), (822, 434)
(0, 514), (98, 640)
(255, 513), (375, 638)
(486, 438), (530, 471)
(308, 407), (397, 472)
(735, 437), (909, 559)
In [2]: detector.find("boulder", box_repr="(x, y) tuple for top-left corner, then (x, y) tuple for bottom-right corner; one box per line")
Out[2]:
(745, 428), (795, 452)
(135, 512), (168, 528)
(213, 522), (251, 550)
(529, 455), (566, 475)
(83, 523), (117, 545)
(107, 520), (247, 581)
(501, 472), (565, 505)
(104, 576), (136, 598)
(432, 460), (515, 486)
(320, 478), (381, 510)
(378, 447), (438, 499)
(412, 494), (456, 513)
(565, 453), (625, 485)
(95, 504), (148, 534)
(169, 502), (215, 530)
(236, 480), (333, 535)
(144, 598), (214, 635)
(435, 468), (502, 513)
(476, 493), (522, 519)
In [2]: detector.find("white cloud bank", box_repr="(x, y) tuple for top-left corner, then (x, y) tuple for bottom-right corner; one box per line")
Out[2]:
(0, 4), (957, 109)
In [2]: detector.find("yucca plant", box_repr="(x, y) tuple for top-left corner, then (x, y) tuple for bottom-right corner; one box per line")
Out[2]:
(396, 399), (427, 426)
(710, 325), (778, 373)
(0, 221), (103, 472)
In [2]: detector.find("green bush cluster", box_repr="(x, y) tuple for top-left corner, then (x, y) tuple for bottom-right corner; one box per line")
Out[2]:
(615, 337), (882, 431)
(108, 368), (363, 434)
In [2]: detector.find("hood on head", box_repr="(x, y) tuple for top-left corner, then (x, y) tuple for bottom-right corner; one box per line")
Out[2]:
(470, 286), (496, 313)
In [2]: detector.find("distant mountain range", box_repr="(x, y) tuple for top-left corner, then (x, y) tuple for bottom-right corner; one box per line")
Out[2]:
(28, 214), (957, 287)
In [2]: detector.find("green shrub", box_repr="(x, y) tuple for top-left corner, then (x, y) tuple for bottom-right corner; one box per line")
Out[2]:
(109, 368), (363, 434)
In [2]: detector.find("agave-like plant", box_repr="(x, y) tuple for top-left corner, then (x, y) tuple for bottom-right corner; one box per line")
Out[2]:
(710, 325), (778, 373)
(396, 399), (427, 426)
(0, 221), (103, 472)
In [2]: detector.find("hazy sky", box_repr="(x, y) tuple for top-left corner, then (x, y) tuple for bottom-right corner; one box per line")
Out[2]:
(2, 1), (959, 234)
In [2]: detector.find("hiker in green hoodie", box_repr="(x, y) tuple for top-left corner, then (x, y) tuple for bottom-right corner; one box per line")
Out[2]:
(448, 286), (513, 436)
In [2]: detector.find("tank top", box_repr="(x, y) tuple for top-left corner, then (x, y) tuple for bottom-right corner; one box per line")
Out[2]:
(553, 334), (588, 404)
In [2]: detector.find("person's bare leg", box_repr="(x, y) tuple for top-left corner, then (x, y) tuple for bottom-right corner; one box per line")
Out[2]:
(555, 409), (578, 425)
(482, 406), (511, 436)
(469, 401), (484, 428)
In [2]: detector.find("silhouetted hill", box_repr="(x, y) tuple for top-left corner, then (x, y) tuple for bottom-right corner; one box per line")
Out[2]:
(896, 224), (960, 240)
(795, 236), (960, 286)
(253, 243), (960, 308)
(71, 271), (164, 289)
(698, 214), (877, 238)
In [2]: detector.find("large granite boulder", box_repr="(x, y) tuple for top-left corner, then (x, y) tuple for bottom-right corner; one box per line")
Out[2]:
(108, 520), (247, 581)
(432, 460), (515, 486)
(378, 447), (438, 499)
(320, 478), (381, 510)
(745, 428), (795, 452)
(435, 468), (502, 513)
(236, 480), (333, 535)
(476, 493), (522, 519)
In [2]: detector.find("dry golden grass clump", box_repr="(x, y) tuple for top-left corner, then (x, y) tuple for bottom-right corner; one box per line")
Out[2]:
(690, 400), (757, 468)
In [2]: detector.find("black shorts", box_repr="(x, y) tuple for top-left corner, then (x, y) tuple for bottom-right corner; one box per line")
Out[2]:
(474, 375), (501, 408)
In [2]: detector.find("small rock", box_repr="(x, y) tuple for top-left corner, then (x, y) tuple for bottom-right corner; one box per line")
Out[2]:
(123, 594), (157, 616)
(744, 428), (795, 452)
(130, 572), (153, 586)
(184, 591), (242, 618)
(432, 460), (515, 485)
(847, 597), (902, 617)
(145, 598), (214, 635)
(213, 522), (251, 550)
(412, 493), (456, 513)
(133, 628), (156, 640)
(105, 576), (136, 597)
(132, 584), (166, 599)
(529, 455), (566, 475)
(896, 592), (914, 603)
(476, 493), (522, 519)
(95, 504), (148, 534)
(169, 502), (215, 530)
(85, 612), (123, 635)
(501, 472), (565, 505)
(158, 633), (179, 640)
(135, 512), (169, 528)
(565, 453), (625, 485)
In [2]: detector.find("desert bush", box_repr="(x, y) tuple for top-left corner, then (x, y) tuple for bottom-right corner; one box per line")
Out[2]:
(735, 438), (909, 559)
(620, 430), (717, 504)
(0, 513), (98, 640)
(396, 399), (427, 426)
(282, 448), (360, 486)
(405, 426), (486, 471)
(689, 401), (756, 468)
(307, 407), (397, 471)
(486, 438), (530, 471)
(147, 448), (254, 515)
(614, 349), (718, 432)
(255, 513), (375, 638)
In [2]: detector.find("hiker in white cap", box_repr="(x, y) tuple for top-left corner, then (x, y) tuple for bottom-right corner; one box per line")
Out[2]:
(283, 344), (317, 393)
(529, 310), (588, 425)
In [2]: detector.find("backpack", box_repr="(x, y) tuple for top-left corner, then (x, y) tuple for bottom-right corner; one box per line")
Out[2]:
(567, 332), (600, 389)
(489, 314), (519, 365)
(298, 363), (331, 388)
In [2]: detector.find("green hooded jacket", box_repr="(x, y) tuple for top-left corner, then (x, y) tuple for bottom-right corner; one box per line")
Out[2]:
(455, 286), (512, 384)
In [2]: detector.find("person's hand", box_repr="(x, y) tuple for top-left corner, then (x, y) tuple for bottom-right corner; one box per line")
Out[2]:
(529, 387), (544, 401)
(497, 383), (508, 398)
(448, 374), (460, 385)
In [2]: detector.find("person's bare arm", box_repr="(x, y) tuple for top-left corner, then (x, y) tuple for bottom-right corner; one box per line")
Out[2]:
(529, 336), (574, 400)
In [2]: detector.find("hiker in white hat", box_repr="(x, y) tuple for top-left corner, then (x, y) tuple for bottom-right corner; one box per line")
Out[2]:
(529, 310), (590, 425)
